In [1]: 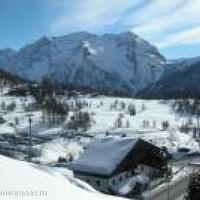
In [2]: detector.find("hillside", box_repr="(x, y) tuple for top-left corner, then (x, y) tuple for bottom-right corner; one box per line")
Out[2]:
(0, 87), (198, 164)
(0, 68), (25, 85)
(0, 155), (125, 200)
(137, 57), (200, 98)
(0, 85), (199, 199)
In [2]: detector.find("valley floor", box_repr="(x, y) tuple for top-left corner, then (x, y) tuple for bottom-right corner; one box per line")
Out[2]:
(0, 87), (199, 199)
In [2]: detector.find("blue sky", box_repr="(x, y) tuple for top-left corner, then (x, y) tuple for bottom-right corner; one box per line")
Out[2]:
(0, 0), (200, 59)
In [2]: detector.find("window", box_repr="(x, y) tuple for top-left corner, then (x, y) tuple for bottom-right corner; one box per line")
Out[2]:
(112, 180), (116, 186)
(119, 176), (122, 182)
(96, 180), (101, 186)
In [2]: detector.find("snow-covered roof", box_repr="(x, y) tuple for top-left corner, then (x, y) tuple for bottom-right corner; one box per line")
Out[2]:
(69, 137), (138, 176)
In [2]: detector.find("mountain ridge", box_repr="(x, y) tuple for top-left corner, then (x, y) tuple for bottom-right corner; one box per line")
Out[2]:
(137, 57), (200, 99)
(0, 31), (165, 95)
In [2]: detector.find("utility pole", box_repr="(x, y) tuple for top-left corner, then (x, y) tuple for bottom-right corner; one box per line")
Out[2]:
(196, 105), (200, 140)
(26, 113), (33, 162)
(198, 111), (200, 140)
(167, 178), (170, 200)
(166, 162), (172, 200)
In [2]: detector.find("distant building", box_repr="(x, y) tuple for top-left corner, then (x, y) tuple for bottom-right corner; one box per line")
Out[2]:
(7, 84), (29, 96)
(69, 137), (167, 197)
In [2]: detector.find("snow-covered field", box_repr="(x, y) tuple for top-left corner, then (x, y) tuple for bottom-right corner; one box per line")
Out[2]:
(82, 97), (199, 154)
(0, 155), (125, 200)
(0, 88), (199, 199)
(0, 90), (199, 163)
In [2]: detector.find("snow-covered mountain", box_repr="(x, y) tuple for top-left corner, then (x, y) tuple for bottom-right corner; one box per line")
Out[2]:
(137, 56), (200, 98)
(0, 31), (165, 95)
(0, 48), (16, 67)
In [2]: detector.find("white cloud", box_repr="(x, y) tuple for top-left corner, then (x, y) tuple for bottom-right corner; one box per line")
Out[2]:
(49, 0), (200, 48)
(124, 0), (184, 26)
(133, 0), (200, 48)
(178, 27), (200, 44)
(158, 26), (200, 48)
(50, 0), (138, 34)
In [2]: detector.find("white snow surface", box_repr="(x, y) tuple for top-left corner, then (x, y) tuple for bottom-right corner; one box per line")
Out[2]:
(0, 155), (125, 200)
(0, 90), (199, 164)
(39, 137), (84, 164)
(80, 97), (199, 155)
(114, 174), (149, 196)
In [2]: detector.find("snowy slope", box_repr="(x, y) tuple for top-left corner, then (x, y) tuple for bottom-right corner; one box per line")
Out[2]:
(0, 155), (125, 200)
(0, 88), (199, 164)
(79, 97), (199, 155)
(0, 31), (165, 94)
(0, 48), (16, 66)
